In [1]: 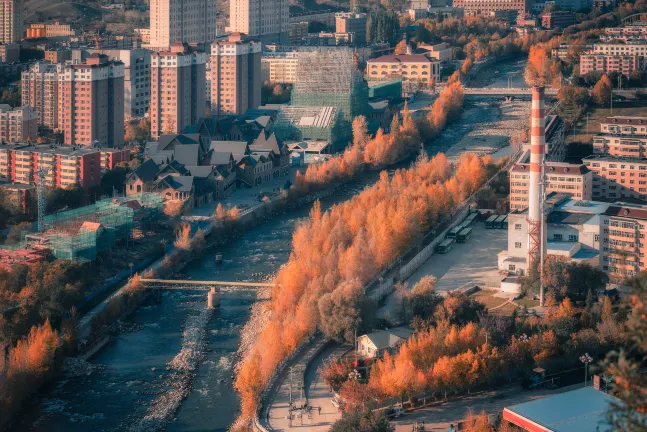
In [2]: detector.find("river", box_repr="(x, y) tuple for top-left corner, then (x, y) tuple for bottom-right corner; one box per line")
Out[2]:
(16, 56), (527, 432)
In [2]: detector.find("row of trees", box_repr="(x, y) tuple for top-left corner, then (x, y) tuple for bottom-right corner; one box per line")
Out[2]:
(235, 148), (492, 418)
(329, 287), (626, 417)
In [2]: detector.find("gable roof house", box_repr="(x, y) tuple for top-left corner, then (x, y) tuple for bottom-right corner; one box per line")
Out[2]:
(357, 327), (413, 359)
(249, 131), (290, 178)
(125, 159), (160, 196)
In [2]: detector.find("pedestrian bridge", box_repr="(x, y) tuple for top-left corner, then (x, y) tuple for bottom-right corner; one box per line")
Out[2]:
(138, 278), (275, 308)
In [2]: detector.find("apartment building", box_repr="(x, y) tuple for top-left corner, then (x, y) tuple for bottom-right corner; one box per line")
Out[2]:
(509, 151), (592, 211)
(58, 54), (125, 147)
(593, 42), (647, 56)
(148, 0), (217, 49)
(210, 33), (261, 116)
(0, 144), (102, 190)
(603, 26), (647, 41)
(86, 48), (152, 118)
(580, 53), (644, 76)
(100, 148), (131, 173)
(0, 105), (37, 143)
(44, 49), (72, 63)
(21, 62), (62, 130)
(335, 13), (367, 44)
(366, 54), (440, 85)
(289, 22), (308, 45)
(452, 0), (529, 16)
(600, 115), (647, 136)
(600, 204), (647, 279)
(228, 0), (289, 44)
(583, 156), (647, 201)
(261, 51), (298, 83)
(0, 0), (22, 44)
(150, 43), (206, 138)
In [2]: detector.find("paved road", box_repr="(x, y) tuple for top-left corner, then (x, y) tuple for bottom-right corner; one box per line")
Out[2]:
(391, 382), (585, 432)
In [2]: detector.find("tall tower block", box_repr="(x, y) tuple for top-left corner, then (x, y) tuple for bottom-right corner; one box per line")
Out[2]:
(527, 86), (546, 267)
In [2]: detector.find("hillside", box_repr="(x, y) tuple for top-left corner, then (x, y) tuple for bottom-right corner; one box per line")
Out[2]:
(24, 0), (104, 25)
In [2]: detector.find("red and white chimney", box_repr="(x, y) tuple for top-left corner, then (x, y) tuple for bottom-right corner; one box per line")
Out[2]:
(527, 86), (546, 267)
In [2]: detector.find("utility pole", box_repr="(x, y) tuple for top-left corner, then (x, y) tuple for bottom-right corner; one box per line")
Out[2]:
(586, 113), (590, 135)
(289, 367), (293, 427)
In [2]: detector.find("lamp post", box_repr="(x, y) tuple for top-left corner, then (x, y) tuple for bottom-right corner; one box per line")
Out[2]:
(580, 353), (593, 386)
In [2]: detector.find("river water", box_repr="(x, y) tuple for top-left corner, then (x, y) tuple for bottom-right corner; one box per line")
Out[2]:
(17, 57), (527, 432)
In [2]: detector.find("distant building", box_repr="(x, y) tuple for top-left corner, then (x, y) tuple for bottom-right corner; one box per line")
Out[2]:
(0, 42), (19, 63)
(580, 53), (644, 76)
(148, 0), (217, 49)
(335, 12), (367, 44)
(0, 0), (22, 44)
(228, 0), (289, 45)
(416, 42), (453, 61)
(410, 0), (429, 8)
(600, 115), (647, 136)
(86, 48), (152, 118)
(58, 54), (125, 147)
(584, 155), (647, 201)
(0, 144), (102, 190)
(261, 51), (299, 83)
(210, 33), (262, 116)
(100, 148), (131, 173)
(509, 150), (592, 211)
(21, 62), (61, 130)
(0, 105), (37, 143)
(541, 11), (577, 29)
(44, 49), (72, 63)
(452, 0), (529, 16)
(593, 42), (647, 56)
(150, 43), (206, 138)
(26, 22), (75, 39)
(134, 28), (150, 44)
(366, 54), (440, 85)
(289, 21), (309, 44)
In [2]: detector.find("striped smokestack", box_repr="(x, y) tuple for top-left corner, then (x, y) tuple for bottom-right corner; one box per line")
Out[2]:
(527, 86), (545, 267)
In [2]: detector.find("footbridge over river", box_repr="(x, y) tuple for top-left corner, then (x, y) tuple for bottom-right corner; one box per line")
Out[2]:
(463, 87), (559, 98)
(138, 278), (275, 308)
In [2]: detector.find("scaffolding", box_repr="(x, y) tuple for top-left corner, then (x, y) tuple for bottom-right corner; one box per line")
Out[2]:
(291, 48), (368, 122)
(2, 193), (164, 262)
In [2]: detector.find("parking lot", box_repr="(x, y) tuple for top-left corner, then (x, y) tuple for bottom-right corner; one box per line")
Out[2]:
(380, 222), (509, 318)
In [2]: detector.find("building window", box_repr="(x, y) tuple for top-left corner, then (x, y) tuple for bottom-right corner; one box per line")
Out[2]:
(514, 223), (522, 230)
(553, 233), (563, 241)
(569, 235), (578, 242)
(509, 265), (516, 271)
(515, 242), (522, 248)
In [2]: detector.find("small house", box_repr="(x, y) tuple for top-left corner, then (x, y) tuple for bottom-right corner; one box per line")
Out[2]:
(356, 327), (413, 359)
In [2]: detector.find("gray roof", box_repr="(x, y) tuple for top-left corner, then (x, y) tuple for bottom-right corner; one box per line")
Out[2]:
(210, 151), (233, 166)
(185, 166), (215, 178)
(250, 131), (281, 155)
(158, 175), (195, 192)
(548, 211), (594, 225)
(505, 387), (613, 432)
(173, 144), (200, 167)
(361, 327), (413, 350)
(210, 141), (249, 161)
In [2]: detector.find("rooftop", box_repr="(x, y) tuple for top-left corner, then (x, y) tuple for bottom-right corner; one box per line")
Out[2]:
(504, 387), (614, 432)
(368, 54), (436, 64)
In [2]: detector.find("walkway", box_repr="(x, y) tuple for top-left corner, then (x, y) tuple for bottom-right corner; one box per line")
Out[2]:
(265, 341), (346, 431)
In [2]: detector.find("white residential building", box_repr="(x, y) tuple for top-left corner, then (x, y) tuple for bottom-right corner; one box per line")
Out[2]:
(228, 0), (289, 44)
(148, 0), (217, 49)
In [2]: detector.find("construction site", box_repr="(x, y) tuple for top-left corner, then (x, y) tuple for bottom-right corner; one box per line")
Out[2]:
(0, 193), (166, 278)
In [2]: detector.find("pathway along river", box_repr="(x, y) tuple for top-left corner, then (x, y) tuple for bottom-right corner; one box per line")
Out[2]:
(17, 57), (527, 432)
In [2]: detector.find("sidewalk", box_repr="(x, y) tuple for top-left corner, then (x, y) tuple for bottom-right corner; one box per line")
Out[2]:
(265, 340), (345, 431)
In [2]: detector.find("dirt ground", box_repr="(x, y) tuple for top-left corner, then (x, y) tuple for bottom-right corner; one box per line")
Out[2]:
(567, 103), (647, 145)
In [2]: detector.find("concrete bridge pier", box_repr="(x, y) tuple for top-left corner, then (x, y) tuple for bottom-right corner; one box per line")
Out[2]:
(207, 287), (221, 308)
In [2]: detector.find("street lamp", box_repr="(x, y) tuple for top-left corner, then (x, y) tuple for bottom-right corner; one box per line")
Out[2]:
(580, 353), (593, 386)
(129, 262), (134, 278)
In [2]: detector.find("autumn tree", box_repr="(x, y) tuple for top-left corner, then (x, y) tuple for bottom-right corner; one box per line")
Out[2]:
(524, 44), (561, 87)
(394, 39), (409, 55)
(604, 272), (647, 431)
(593, 74), (612, 105)
(322, 359), (355, 392)
(330, 411), (394, 432)
(352, 115), (370, 149)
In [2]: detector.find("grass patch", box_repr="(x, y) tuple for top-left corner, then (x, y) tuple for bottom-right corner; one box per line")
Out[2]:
(516, 298), (540, 309)
(470, 290), (508, 309)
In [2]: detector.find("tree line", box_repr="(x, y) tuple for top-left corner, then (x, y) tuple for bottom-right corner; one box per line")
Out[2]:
(235, 148), (492, 419)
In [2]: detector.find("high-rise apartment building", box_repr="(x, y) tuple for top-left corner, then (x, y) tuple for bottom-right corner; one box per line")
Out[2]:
(228, 0), (289, 44)
(21, 62), (61, 130)
(0, 105), (37, 143)
(58, 54), (125, 147)
(0, 0), (22, 44)
(150, 43), (206, 138)
(210, 33), (261, 116)
(86, 48), (152, 118)
(148, 0), (217, 49)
